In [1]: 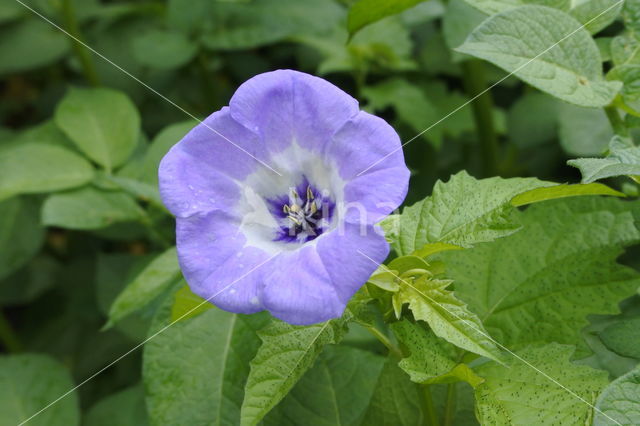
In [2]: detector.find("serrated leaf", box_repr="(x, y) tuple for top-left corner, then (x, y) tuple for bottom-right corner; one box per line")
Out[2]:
(442, 197), (640, 352)
(144, 307), (269, 426)
(263, 346), (385, 426)
(568, 136), (640, 183)
(107, 247), (180, 328)
(0, 197), (44, 281)
(42, 187), (145, 230)
(0, 142), (94, 201)
(475, 344), (608, 425)
(240, 316), (351, 426)
(594, 365), (640, 425)
(456, 5), (621, 107)
(510, 183), (624, 206)
(55, 87), (140, 172)
(347, 0), (427, 38)
(0, 354), (80, 426)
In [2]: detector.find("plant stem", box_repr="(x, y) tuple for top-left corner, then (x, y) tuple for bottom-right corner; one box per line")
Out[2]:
(604, 105), (629, 137)
(61, 0), (100, 86)
(0, 310), (22, 353)
(422, 385), (440, 426)
(461, 59), (499, 177)
(443, 383), (457, 426)
(364, 325), (403, 358)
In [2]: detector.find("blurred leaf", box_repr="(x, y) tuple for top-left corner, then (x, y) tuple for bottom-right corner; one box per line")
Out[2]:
(141, 121), (194, 184)
(623, 0), (640, 33)
(443, 0), (488, 63)
(42, 187), (145, 230)
(510, 183), (624, 206)
(463, 0), (569, 15)
(507, 92), (560, 149)
(0, 354), (79, 426)
(132, 30), (198, 70)
(568, 136), (640, 183)
(608, 65), (640, 116)
(171, 285), (213, 322)
(144, 306), (269, 426)
(55, 88), (141, 172)
(0, 255), (59, 305)
(0, 19), (69, 76)
(570, 0), (622, 34)
(594, 365), (640, 425)
(347, 0), (427, 37)
(610, 33), (640, 66)
(85, 384), (148, 426)
(0, 2), (24, 24)
(457, 5), (621, 107)
(558, 103), (612, 156)
(0, 197), (44, 281)
(0, 142), (94, 201)
(264, 346), (385, 426)
(475, 344), (607, 425)
(599, 317), (640, 359)
(106, 247), (180, 328)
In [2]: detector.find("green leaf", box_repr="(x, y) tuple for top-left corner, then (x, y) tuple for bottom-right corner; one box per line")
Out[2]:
(0, 255), (60, 305)
(599, 317), (640, 359)
(0, 354), (79, 426)
(141, 121), (194, 184)
(568, 136), (640, 183)
(240, 316), (351, 426)
(463, 0), (569, 15)
(570, 0), (623, 35)
(132, 30), (198, 70)
(55, 87), (141, 172)
(170, 285), (214, 322)
(507, 92), (560, 149)
(0, 2), (24, 25)
(558, 103), (613, 156)
(347, 0), (427, 37)
(0, 19), (69, 76)
(391, 320), (484, 386)
(392, 273), (503, 362)
(144, 307), (269, 426)
(443, 0), (489, 63)
(442, 197), (640, 352)
(510, 183), (624, 206)
(42, 187), (145, 230)
(475, 344), (608, 425)
(0, 142), (94, 201)
(594, 365), (640, 425)
(610, 33), (640, 66)
(263, 346), (385, 426)
(85, 384), (148, 426)
(608, 64), (640, 116)
(106, 247), (180, 328)
(623, 0), (640, 33)
(0, 197), (44, 281)
(456, 5), (621, 107)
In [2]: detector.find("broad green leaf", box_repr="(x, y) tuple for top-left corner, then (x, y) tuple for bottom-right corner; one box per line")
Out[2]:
(170, 285), (214, 322)
(391, 171), (549, 255)
(347, 0), (427, 37)
(510, 183), (624, 206)
(608, 65), (640, 116)
(475, 344), (608, 425)
(391, 320), (484, 386)
(141, 121), (194, 184)
(623, 0), (640, 33)
(570, 0), (623, 34)
(0, 142), (94, 201)
(144, 307), (269, 426)
(0, 197), (44, 281)
(594, 365), (640, 425)
(610, 33), (640, 66)
(0, 255), (59, 305)
(240, 316), (351, 426)
(568, 136), (640, 183)
(263, 346), (385, 426)
(558, 103), (612, 156)
(507, 92), (560, 149)
(132, 30), (197, 70)
(0, 2), (23, 24)
(55, 88), (140, 172)
(413, 242), (464, 259)
(442, 197), (640, 352)
(392, 273), (503, 362)
(0, 19), (69, 76)
(106, 247), (180, 328)
(456, 6), (621, 107)
(464, 0), (569, 15)
(85, 385), (148, 426)
(599, 317), (640, 359)
(443, 0), (488, 62)
(360, 357), (425, 426)
(0, 354), (79, 426)
(42, 187), (145, 230)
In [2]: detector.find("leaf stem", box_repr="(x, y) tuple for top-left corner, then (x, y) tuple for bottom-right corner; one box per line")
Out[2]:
(364, 325), (403, 358)
(604, 105), (629, 137)
(0, 310), (22, 353)
(61, 0), (101, 86)
(461, 60), (499, 177)
(422, 385), (440, 426)
(443, 383), (457, 426)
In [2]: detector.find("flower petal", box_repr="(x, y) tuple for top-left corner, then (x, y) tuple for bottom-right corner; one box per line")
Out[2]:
(261, 224), (389, 325)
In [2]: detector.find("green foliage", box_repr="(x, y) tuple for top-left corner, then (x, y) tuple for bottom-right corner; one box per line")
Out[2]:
(594, 365), (640, 425)
(0, 197), (44, 281)
(569, 136), (640, 183)
(599, 317), (640, 359)
(85, 385), (148, 426)
(347, 0), (427, 37)
(132, 30), (197, 70)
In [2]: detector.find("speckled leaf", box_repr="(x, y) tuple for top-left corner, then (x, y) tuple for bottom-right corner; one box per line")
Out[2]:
(568, 136), (640, 183)
(441, 197), (640, 352)
(599, 317), (640, 359)
(475, 344), (608, 425)
(0, 354), (80, 426)
(0, 197), (44, 281)
(456, 6), (621, 107)
(240, 316), (351, 426)
(510, 183), (623, 206)
(263, 346), (385, 426)
(594, 365), (640, 425)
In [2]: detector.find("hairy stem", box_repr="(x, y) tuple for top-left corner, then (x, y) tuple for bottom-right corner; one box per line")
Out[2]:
(604, 105), (629, 137)
(443, 383), (457, 426)
(422, 385), (440, 426)
(0, 310), (22, 353)
(61, 0), (100, 86)
(461, 60), (499, 177)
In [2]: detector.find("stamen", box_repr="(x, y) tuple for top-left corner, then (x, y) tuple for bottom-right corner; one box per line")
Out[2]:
(310, 201), (317, 214)
(283, 205), (290, 214)
(306, 186), (314, 200)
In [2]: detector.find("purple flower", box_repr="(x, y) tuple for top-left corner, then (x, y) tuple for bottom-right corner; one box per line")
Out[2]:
(159, 70), (409, 325)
